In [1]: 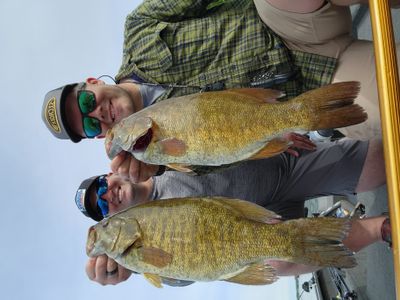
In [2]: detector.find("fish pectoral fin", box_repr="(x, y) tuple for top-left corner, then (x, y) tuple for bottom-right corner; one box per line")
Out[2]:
(143, 273), (163, 288)
(249, 138), (291, 160)
(224, 262), (278, 285)
(212, 197), (281, 224)
(157, 138), (187, 157)
(139, 247), (173, 268)
(166, 163), (195, 174)
(226, 88), (285, 103)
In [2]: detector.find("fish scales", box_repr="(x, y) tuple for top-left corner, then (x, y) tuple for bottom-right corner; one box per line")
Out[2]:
(137, 200), (273, 279)
(87, 197), (355, 285)
(106, 82), (365, 168)
(128, 92), (304, 164)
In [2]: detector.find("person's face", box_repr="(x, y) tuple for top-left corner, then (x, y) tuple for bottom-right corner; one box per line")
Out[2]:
(89, 173), (140, 216)
(65, 78), (136, 139)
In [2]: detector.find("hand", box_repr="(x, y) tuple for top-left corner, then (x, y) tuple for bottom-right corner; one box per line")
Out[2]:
(86, 255), (132, 285)
(110, 151), (161, 183)
(283, 132), (316, 157)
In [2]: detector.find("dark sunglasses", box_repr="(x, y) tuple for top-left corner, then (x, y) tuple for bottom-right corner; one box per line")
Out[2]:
(77, 88), (102, 138)
(96, 175), (109, 217)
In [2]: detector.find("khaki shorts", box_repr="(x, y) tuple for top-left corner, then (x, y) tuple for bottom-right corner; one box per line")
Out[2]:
(253, 0), (353, 58)
(254, 0), (394, 140)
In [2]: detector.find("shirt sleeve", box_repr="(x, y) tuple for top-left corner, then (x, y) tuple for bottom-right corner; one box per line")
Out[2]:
(134, 0), (226, 21)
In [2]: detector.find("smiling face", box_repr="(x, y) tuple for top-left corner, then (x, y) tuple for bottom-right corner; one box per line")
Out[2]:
(64, 79), (137, 139)
(89, 173), (152, 217)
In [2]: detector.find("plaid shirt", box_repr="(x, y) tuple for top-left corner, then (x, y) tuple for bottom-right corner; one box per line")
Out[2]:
(115, 0), (338, 174)
(115, 0), (337, 101)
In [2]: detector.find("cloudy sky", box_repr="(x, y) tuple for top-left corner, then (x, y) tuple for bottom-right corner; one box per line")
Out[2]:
(0, 0), (296, 299)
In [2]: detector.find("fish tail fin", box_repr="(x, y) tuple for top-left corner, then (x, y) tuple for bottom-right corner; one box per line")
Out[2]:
(286, 217), (356, 268)
(294, 81), (367, 130)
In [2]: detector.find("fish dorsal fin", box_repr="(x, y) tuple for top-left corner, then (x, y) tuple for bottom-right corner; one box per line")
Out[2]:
(248, 137), (292, 160)
(213, 197), (281, 224)
(226, 88), (284, 103)
(224, 262), (278, 285)
(166, 163), (195, 174)
(157, 138), (187, 157)
(143, 273), (163, 288)
(139, 247), (173, 268)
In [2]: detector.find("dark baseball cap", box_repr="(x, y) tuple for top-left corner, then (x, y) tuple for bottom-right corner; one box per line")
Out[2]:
(42, 82), (85, 143)
(75, 175), (106, 221)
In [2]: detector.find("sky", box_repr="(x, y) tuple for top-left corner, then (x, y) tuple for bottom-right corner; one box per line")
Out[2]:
(0, 0), (297, 299)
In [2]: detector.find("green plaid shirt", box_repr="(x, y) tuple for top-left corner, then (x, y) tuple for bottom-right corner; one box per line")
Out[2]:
(115, 0), (337, 101)
(115, 0), (338, 174)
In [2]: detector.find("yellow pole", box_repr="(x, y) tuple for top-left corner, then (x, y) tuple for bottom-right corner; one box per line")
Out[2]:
(369, 1), (400, 297)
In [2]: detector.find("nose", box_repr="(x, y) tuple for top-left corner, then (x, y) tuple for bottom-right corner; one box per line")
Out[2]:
(101, 188), (113, 203)
(88, 104), (106, 120)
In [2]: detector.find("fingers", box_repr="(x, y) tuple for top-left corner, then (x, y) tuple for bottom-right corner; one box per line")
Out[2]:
(291, 133), (316, 150)
(284, 133), (316, 149)
(110, 151), (127, 174)
(110, 151), (160, 183)
(285, 148), (299, 157)
(86, 255), (132, 286)
(283, 132), (316, 157)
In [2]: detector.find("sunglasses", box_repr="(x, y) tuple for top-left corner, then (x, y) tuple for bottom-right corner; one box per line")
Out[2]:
(96, 175), (109, 217)
(77, 88), (102, 138)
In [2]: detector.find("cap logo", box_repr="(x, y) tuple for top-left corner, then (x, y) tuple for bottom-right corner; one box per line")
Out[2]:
(45, 97), (61, 133)
(75, 189), (87, 213)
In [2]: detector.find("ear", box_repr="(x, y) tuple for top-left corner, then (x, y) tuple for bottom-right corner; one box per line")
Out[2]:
(86, 77), (105, 85)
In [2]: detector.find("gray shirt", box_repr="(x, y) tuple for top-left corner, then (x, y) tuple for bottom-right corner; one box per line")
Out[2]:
(151, 140), (369, 220)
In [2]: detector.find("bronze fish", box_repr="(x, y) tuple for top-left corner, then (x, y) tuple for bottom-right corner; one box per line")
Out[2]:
(105, 81), (366, 172)
(86, 197), (355, 287)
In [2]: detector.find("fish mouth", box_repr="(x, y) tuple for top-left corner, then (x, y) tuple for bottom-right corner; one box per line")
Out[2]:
(130, 128), (153, 152)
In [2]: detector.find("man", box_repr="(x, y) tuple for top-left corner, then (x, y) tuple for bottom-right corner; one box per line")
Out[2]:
(75, 139), (390, 285)
(42, 0), (398, 182)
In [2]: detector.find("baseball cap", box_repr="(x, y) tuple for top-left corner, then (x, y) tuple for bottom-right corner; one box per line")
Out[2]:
(42, 82), (85, 143)
(75, 175), (106, 221)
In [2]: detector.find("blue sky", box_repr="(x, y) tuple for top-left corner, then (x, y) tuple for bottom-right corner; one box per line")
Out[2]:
(0, 0), (296, 299)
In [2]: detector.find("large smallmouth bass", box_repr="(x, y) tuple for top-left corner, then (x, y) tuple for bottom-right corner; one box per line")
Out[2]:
(86, 197), (355, 287)
(105, 81), (366, 172)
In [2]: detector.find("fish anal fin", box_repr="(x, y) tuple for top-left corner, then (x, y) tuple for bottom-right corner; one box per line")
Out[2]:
(226, 88), (284, 103)
(224, 262), (278, 285)
(249, 138), (292, 160)
(143, 273), (163, 288)
(166, 163), (195, 174)
(158, 138), (187, 157)
(212, 197), (281, 224)
(139, 247), (173, 268)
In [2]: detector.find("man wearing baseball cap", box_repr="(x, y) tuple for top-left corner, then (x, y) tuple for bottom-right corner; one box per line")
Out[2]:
(41, 78), (144, 143)
(75, 173), (192, 287)
(42, 77), (163, 182)
(75, 138), (390, 286)
(42, 0), (392, 183)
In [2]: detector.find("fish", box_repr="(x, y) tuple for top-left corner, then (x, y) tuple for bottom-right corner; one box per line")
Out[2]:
(86, 197), (356, 287)
(105, 81), (366, 173)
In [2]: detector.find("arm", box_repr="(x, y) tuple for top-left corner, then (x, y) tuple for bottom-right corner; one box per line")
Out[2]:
(134, 0), (223, 21)
(265, 0), (400, 13)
